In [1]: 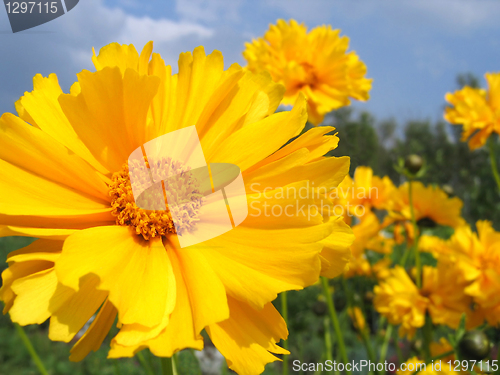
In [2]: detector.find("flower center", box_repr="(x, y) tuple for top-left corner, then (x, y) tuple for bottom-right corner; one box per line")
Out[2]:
(298, 62), (318, 88)
(109, 157), (204, 240)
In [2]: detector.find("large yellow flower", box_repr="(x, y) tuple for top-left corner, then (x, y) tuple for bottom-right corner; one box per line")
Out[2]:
(243, 19), (372, 125)
(0, 42), (353, 374)
(445, 72), (500, 150)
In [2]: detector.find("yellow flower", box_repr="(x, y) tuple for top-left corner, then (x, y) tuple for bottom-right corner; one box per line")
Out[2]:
(420, 221), (500, 311)
(445, 72), (500, 150)
(344, 212), (379, 278)
(347, 306), (366, 332)
(430, 338), (455, 362)
(397, 355), (459, 375)
(371, 258), (392, 280)
(396, 357), (435, 375)
(421, 264), (476, 329)
(331, 166), (396, 223)
(373, 266), (428, 338)
(0, 42), (354, 374)
(243, 19), (372, 125)
(388, 182), (465, 229)
(366, 233), (395, 255)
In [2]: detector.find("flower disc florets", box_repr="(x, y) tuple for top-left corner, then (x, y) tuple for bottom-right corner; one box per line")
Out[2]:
(109, 157), (204, 240)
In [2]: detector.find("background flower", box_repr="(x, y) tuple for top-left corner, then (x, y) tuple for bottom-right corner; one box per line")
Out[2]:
(243, 19), (372, 125)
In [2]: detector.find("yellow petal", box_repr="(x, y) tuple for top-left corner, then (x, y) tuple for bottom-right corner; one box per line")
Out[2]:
(207, 94), (307, 171)
(319, 217), (354, 278)
(0, 260), (53, 313)
(113, 243), (176, 346)
(19, 73), (107, 174)
(245, 154), (349, 192)
(244, 181), (329, 228)
(0, 113), (109, 201)
(109, 247), (205, 358)
(70, 299), (118, 362)
(92, 43), (141, 73)
(59, 67), (160, 172)
(207, 297), (288, 375)
(199, 68), (284, 147)
(56, 226), (171, 328)
(6, 239), (62, 263)
(174, 47), (225, 132)
(0, 158), (112, 218)
(10, 268), (74, 325)
(168, 236), (229, 333)
(49, 274), (108, 342)
(201, 225), (323, 309)
(258, 126), (340, 167)
(0, 226), (77, 240)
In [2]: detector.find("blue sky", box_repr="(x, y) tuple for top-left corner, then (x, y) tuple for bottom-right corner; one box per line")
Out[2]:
(1, 0), (499, 124)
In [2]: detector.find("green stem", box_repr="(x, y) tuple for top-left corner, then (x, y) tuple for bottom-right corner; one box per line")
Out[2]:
(488, 137), (500, 193)
(14, 324), (49, 375)
(161, 356), (177, 375)
(323, 317), (333, 363)
(137, 351), (155, 375)
(321, 277), (351, 375)
(408, 179), (422, 289)
(281, 291), (289, 375)
(422, 316), (433, 361)
(379, 324), (393, 363)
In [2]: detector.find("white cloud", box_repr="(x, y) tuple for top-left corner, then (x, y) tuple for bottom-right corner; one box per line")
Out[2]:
(407, 0), (500, 32)
(60, 0), (213, 68)
(0, 0), (216, 116)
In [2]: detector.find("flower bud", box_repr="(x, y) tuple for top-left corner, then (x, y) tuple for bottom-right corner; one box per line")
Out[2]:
(442, 184), (454, 196)
(404, 154), (424, 174)
(458, 330), (490, 361)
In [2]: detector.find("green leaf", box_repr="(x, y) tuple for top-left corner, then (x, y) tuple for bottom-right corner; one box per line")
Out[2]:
(177, 350), (202, 375)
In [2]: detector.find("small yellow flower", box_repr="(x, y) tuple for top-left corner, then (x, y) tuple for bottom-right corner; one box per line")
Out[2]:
(396, 357), (434, 375)
(388, 182), (465, 229)
(373, 266), (428, 338)
(397, 355), (459, 375)
(420, 221), (500, 311)
(243, 19), (372, 125)
(344, 212), (380, 278)
(348, 306), (366, 332)
(445, 72), (500, 150)
(331, 166), (396, 222)
(371, 258), (392, 280)
(421, 264), (476, 329)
